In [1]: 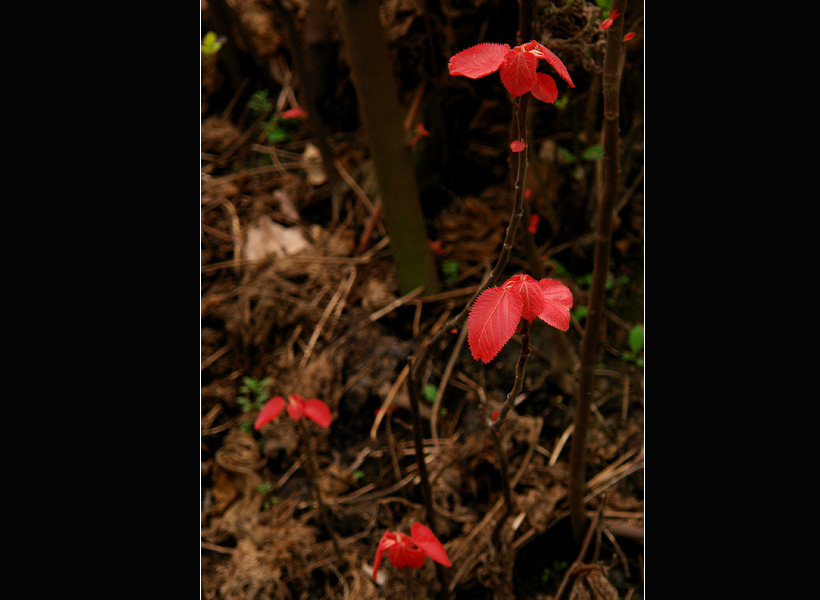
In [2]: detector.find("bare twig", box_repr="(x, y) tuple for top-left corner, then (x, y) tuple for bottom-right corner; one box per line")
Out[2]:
(568, 0), (627, 542)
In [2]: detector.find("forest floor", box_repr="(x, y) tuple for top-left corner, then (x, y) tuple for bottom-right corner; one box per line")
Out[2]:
(201, 1), (644, 599)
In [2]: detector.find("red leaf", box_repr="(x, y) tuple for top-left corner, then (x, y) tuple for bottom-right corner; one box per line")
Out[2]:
(372, 531), (393, 580)
(510, 140), (525, 152)
(534, 42), (574, 87)
(527, 213), (540, 234)
(286, 394), (305, 420)
(499, 50), (538, 97)
(537, 279), (573, 331)
(411, 523), (452, 567)
(531, 73), (558, 104)
(504, 274), (546, 322)
(388, 541), (426, 569)
(254, 396), (285, 430)
(448, 43), (510, 79)
(303, 398), (332, 428)
(468, 285), (523, 363)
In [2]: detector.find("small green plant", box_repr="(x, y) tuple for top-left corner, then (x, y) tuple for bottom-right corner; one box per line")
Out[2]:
(541, 559), (568, 584)
(442, 260), (460, 285)
(621, 324), (644, 367)
(256, 481), (280, 509)
(237, 376), (271, 413)
(201, 31), (224, 56)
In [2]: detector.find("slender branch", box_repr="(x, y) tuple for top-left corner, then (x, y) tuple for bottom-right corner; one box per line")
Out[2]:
(492, 319), (531, 434)
(403, 93), (531, 600)
(567, 0), (626, 542)
(409, 93), (532, 383)
(297, 420), (344, 562)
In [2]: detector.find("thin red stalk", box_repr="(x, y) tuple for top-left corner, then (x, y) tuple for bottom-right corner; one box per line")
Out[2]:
(567, 0), (626, 542)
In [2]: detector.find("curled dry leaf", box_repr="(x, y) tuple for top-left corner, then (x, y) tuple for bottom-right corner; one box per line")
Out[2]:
(244, 215), (311, 261)
(302, 143), (327, 185)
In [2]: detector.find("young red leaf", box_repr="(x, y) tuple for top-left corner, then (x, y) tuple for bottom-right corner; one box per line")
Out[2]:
(411, 523), (452, 567)
(533, 42), (575, 87)
(303, 398), (332, 428)
(387, 540), (426, 569)
(281, 106), (307, 119)
(499, 50), (538, 97)
(286, 394), (305, 420)
(504, 274), (547, 322)
(468, 285), (524, 363)
(531, 73), (558, 104)
(623, 32), (636, 41)
(448, 43), (510, 79)
(510, 140), (525, 152)
(527, 213), (540, 234)
(372, 531), (393, 580)
(536, 278), (573, 331)
(254, 396), (286, 430)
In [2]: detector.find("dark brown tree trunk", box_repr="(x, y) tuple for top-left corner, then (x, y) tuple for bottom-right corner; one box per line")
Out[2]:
(335, 0), (441, 296)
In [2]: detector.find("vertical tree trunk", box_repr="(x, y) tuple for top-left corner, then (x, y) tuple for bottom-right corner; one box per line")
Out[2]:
(335, 0), (441, 296)
(568, 0), (626, 542)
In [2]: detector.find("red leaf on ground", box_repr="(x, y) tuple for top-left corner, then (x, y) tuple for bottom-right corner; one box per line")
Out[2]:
(411, 523), (452, 566)
(303, 398), (332, 428)
(254, 396), (286, 430)
(468, 285), (523, 363)
(286, 394), (306, 420)
(448, 43), (510, 78)
(499, 50), (538, 97)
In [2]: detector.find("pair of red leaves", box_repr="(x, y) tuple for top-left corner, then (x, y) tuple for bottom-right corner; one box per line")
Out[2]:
(468, 274), (573, 363)
(448, 40), (574, 102)
(372, 523), (452, 580)
(253, 394), (332, 429)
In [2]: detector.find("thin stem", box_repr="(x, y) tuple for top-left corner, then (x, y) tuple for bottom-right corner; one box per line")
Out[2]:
(297, 420), (344, 562)
(490, 319), (530, 540)
(409, 93), (532, 383)
(403, 93), (532, 600)
(568, 0), (626, 543)
(492, 319), (531, 434)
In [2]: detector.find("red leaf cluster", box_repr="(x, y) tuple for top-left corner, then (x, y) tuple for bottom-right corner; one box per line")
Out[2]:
(372, 523), (451, 580)
(254, 394), (332, 429)
(467, 274), (573, 363)
(448, 40), (573, 103)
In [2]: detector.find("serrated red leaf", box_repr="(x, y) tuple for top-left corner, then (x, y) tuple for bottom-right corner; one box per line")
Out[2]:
(534, 42), (574, 87)
(468, 286), (523, 363)
(531, 73), (558, 104)
(537, 278), (573, 331)
(303, 398), (332, 428)
(504, 274), (547, 322)
(499, 50), (538, 97)
(254, 396), (285, 430)
(448, 43), (510, 79)
(411, 523), (452, 567)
